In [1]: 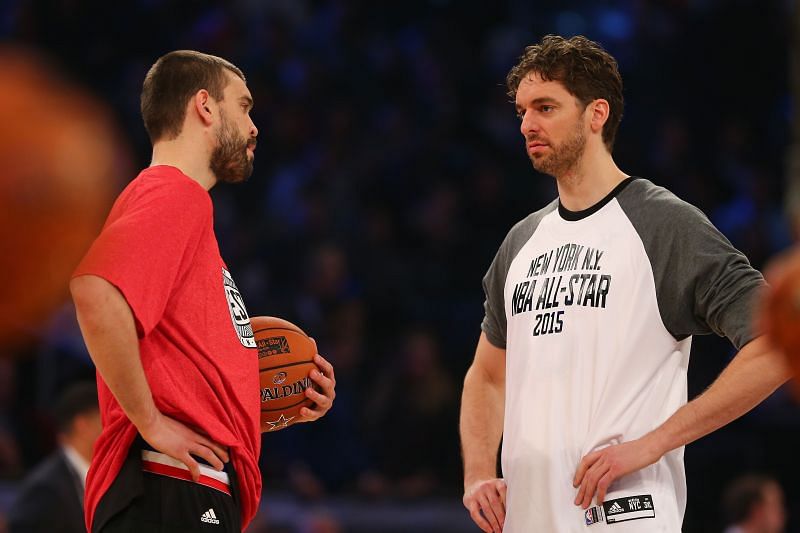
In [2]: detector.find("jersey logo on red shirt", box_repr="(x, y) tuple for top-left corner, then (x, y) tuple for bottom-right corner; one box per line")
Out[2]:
(222, 267), (256, 348)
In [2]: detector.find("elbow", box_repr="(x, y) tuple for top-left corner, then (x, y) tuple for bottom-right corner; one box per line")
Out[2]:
(464, 362), (504, 391)
(70, 275), (111, 315)
(70, 275), (92, 309)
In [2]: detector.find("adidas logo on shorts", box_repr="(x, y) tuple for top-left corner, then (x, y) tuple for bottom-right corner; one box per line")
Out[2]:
(607, 502), (624, 514)
(201, 508), (220, 525)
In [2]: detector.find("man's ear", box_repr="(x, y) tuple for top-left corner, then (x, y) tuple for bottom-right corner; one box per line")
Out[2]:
(192, 89), (213, 126)
(588, 98), (610, 135)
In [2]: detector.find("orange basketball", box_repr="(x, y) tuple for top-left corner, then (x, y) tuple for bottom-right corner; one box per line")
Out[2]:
(252, 316), (319, 432)
(762, 250), (800, 389)
(0, 49), (129, 350)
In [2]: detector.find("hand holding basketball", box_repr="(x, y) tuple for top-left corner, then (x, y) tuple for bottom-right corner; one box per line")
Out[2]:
(252, 316), (336, 432)
(296, 352), (336, 423)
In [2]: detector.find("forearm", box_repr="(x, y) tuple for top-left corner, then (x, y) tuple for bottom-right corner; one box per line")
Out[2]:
(645, 335), (791, 455)
(460, 365), (505, 486)
(71, 275), (158, 430)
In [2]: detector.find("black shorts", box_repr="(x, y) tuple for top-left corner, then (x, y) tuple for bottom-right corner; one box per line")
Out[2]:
(93, 437), (241, 533)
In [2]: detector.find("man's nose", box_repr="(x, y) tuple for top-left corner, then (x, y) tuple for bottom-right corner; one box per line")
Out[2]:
(520, 112), (539, 137)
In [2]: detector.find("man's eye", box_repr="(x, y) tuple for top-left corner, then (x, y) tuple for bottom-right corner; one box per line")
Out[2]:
(541, 105), (554, 113)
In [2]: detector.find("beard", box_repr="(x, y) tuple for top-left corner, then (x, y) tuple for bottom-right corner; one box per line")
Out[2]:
(210, 111), (254, 184)
(528, 119), (586, 178)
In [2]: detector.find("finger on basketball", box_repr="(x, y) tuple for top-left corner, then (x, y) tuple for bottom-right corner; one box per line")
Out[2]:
(299, 405), (321, 421)
(309, 368), (334, 392)
(314, 353), (335, 382)
(305, 385), (332, 408)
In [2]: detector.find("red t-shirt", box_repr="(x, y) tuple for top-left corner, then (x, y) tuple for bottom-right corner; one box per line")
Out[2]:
(74, 165), (261, 531)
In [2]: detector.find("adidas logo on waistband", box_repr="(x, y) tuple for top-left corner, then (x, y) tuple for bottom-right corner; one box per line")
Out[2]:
(201, 508), (220, 525)
(607, 502), (624, 514)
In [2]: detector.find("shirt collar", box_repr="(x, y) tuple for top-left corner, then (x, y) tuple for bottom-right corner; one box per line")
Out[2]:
(62, 444), (90, 487)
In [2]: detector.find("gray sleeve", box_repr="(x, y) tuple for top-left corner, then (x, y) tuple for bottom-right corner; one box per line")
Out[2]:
(618, 180), (765, 350)
(481, 202), (557, 348)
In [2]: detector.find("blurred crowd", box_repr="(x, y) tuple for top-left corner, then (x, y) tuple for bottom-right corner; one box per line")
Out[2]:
(1, 0), (799, 531)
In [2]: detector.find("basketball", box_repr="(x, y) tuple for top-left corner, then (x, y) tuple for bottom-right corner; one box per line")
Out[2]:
(0, 49), (128, 350)
(252, 316), (319, 432)
(761, 250), (800, 387)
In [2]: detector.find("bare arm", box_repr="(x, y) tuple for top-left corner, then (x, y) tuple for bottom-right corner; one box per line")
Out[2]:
(460, 332), (507, 533)
(573, 335), (791, 507)
(71, 275), (156, 430)
(70, 274), (229, 478)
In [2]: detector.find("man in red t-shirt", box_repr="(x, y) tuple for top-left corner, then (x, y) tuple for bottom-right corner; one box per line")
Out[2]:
(70, 51), (337, 533)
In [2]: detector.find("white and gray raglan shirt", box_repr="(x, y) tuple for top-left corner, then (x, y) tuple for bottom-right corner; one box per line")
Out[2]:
(481, 177), (764, 532)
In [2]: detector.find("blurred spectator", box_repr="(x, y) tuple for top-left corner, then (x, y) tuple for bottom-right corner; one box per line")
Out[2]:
(365, 329), (459, 499)
(262, 300), (374, 499)
(298, 510), (342, 533)
(722, 474), (786, 533)
(8, 382), (100, 533)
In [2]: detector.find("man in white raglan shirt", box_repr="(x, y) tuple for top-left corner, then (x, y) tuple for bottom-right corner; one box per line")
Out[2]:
(459, 34), (792, 533)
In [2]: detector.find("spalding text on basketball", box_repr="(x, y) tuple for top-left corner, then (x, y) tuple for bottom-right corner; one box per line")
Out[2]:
(261, 377), (312, 402)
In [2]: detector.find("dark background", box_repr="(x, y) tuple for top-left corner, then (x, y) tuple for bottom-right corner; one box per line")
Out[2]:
(1, 0), (798, 531)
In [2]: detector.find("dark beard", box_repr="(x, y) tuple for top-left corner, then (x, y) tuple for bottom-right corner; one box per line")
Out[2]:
(210, 116), (253, 184)
(529, 120), (586, 178)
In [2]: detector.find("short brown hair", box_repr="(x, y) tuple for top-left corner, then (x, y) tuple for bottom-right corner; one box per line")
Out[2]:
(141, 50), (245, 143)
(54, 381), (98, 433)
(506, 35), (624, 151)
(722, 474), (777, 525)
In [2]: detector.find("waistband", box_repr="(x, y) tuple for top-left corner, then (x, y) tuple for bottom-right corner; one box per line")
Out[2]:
(141, 449), (231, 495)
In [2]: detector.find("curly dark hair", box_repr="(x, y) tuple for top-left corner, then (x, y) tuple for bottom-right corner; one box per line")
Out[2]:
(506, 35), (624, 151)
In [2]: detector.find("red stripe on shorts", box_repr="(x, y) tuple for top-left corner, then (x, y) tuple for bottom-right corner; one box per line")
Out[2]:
(141, 460), (231, 496)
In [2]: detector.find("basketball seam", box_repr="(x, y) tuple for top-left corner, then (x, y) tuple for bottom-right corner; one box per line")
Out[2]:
(260, 397), (312, 412)
(252, 326), (309, 338)
(259, 359), (315, 372)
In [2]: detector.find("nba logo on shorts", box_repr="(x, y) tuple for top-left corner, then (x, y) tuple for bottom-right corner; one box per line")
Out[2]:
(222, 268), (256, 348)
(585, 506), (604, 526)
